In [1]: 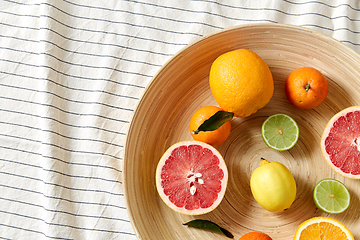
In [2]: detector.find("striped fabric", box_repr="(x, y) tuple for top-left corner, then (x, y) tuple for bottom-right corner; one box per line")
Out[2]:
(0, 0), (359, 239)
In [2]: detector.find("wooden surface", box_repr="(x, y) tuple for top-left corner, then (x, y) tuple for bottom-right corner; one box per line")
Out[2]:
(123, 23), (360, 239)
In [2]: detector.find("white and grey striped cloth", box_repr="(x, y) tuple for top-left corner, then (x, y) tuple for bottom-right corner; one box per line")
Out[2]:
(0, 1), (359, 239)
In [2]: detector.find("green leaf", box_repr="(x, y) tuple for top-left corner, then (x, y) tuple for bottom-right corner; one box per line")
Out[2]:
(183, 219), (234, 238)
(191, 111), (234, 135)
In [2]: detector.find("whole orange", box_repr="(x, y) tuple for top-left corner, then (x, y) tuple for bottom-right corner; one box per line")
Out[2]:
(209, 49), (274, 117)
(189, 106), (231, 147)
(285, 67), (328, 109)
(239, 231), (273, 240)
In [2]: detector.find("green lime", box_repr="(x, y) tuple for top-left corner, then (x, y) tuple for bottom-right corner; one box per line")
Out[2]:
(313, 178), (350, 214)
(261, 113), (299, 151)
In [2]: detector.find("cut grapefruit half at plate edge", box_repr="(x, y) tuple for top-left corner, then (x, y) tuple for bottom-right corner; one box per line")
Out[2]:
(155, 140), (228, 215)
(321, 106), (360, 179)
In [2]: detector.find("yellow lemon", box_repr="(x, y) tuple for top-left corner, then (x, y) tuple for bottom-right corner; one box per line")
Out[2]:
(250, 158), (296, 212)
(209, 49), (274, 117)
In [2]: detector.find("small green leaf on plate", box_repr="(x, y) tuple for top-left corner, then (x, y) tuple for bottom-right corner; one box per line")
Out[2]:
(191, 111), (234, 135)
(183, 219), (234, 238)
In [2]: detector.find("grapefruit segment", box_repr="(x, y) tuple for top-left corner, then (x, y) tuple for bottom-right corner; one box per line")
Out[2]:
(321, 106), (360, 178)
(156, 141), (228, 215)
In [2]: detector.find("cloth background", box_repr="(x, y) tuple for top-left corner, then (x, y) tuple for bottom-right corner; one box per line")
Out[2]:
(0, 0), (359, 239)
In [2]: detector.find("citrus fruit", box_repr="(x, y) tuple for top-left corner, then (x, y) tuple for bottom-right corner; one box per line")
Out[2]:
(155, 140), (228, 215)
(313, 178), (350, 214)
(293, 216), (354, 240)
(261, 113), (299, 151)
(239, 231), (273, 240)
(285, 67), (328, 109)
(250, 158), (296, 212)
(209, 49), (274, 117)
(190, 106), (231, 147)
(321, 106), (360, 179)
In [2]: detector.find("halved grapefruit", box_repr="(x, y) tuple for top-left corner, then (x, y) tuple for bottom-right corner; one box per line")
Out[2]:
(155, 140), (228, 215)
(321, 106), (360, 179)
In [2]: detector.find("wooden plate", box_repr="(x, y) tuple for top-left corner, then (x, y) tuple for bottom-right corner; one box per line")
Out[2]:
(124, 23), (360, 239)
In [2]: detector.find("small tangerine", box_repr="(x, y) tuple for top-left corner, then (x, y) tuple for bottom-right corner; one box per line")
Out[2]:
(239, 231), (273, 240)
(285, 67), (328, 109)
(189, 106), (231, 147)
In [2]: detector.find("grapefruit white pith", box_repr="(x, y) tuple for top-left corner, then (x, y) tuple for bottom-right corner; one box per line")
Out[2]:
(155, 141), (228, 215)
(321, 106), (360, 179)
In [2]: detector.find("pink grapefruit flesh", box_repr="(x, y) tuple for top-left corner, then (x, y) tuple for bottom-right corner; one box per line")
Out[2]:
(321, 106), (360, 179)
(155, 140), (228, 215)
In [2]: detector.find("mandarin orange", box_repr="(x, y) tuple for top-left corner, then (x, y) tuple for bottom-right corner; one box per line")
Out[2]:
(285, 67), (328, 109)
(239, 231), (272, 240)
(189, 106), (231, 147)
